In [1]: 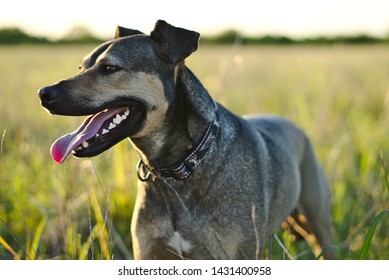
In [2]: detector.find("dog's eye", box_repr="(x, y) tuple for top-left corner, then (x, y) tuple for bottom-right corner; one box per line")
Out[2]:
(101, 65), (119, 74)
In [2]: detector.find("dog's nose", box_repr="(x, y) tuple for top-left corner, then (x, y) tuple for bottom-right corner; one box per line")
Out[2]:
(38, 86), (59, 103)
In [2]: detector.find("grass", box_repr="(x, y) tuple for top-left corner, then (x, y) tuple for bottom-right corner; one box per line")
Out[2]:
(0, 44), (388, 259)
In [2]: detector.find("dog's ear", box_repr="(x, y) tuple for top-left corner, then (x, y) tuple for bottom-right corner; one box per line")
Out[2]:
(114, 26), (144, 39)
(150, 20), (200, 64)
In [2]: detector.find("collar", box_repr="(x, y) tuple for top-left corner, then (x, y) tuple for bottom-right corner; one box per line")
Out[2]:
(137, 112), (219, 181)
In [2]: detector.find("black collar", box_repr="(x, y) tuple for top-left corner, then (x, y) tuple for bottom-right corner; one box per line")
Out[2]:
(137, 113), (219, 181)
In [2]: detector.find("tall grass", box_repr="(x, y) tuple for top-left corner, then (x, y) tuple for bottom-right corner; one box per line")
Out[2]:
(0, 44), (388, 259)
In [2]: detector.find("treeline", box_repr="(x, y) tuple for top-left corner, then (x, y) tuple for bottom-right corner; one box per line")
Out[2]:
(203, 29), (389, 45)
(0, 27), (103, 45)
(1, 27), (388, 45)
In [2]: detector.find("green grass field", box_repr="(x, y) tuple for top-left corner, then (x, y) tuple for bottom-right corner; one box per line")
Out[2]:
(0, 44), (388, 259)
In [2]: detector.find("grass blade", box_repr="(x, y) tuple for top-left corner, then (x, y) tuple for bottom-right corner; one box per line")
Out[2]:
(380, 151), (389, 195)
(89, 186), (110, 259)
(30, 216), (48, 260)
(359, 209), (389, 260)
(0, 235), (20, 260)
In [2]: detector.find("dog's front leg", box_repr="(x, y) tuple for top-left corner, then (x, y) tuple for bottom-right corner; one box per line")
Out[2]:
(131, 182), (182, 260)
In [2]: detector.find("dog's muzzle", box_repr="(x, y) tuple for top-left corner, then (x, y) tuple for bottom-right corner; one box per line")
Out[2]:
(38, 84), (147, 163)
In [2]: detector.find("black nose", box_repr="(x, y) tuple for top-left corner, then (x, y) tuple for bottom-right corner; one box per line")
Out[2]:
(38, 86), (59, 104)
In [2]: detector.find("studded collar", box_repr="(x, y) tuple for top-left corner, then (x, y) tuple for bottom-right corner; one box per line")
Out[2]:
(137, 111), (219, 181)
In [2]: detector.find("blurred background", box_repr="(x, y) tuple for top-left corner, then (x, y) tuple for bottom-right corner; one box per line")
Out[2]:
(0, 0), (388, 259)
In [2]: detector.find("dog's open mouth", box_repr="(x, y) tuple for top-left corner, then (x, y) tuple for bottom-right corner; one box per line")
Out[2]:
(50, 103), (145, 163)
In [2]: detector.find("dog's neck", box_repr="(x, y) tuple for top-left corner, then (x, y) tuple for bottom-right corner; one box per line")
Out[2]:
(129, 67), (217, 175)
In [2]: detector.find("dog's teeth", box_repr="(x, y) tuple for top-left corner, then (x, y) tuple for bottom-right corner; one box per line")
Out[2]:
(82, 141), (89, 148)
(113, 114), (122, 125)
(96, 110), (128, 137)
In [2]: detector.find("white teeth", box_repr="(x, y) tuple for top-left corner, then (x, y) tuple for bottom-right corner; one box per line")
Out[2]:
(113, 114), (123, 125)
(82, 141), (89, 148)
(73, 146), (82, 153)
(104, 108), (129, 132)
(108, 122), (116, 129)
(92, 108), (130, 139)
(113, 117), (120, 125)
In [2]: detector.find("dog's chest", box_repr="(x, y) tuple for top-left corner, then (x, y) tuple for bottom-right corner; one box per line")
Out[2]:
(167, 231), (193, 256)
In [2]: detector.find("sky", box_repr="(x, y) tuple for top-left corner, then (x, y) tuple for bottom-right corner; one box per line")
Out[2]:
(1, 0), (389, 39)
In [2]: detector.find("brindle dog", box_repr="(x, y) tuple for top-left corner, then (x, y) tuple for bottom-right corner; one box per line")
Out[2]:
(39, 20), (334, 259)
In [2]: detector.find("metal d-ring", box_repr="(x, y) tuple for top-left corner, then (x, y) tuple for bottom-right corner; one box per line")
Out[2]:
(136, 160), (151, 182)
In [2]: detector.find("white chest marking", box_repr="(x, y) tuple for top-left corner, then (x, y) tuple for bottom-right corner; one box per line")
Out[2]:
(168, 231), (193, 255)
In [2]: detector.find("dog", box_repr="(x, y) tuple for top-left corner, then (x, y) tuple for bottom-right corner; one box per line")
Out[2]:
(39, 20), (334, 259)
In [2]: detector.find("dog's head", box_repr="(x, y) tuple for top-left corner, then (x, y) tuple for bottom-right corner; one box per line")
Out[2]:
(38, 20), (199, 163)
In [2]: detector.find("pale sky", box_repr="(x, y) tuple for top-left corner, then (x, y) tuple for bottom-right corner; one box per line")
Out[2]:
(1, 0), (389, 39)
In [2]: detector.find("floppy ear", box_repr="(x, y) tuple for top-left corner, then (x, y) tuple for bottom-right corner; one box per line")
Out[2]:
(150, 20), (200, 64)
(114, 26), (144, 39)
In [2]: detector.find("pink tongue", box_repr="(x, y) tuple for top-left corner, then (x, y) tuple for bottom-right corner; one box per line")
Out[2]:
(50, 107), (127, 163)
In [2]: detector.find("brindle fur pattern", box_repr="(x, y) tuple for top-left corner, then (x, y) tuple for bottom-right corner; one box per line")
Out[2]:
(39, 20), (334, 259)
